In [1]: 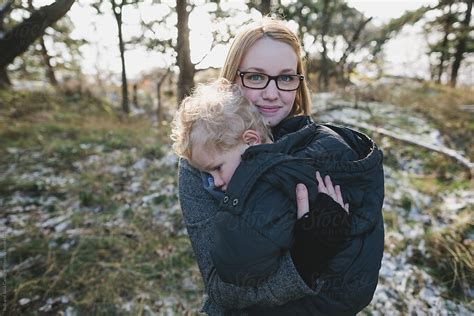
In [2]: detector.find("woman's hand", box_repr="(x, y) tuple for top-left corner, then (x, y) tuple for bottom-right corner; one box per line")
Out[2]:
(315, 171), (349, 213)
(296, 183), (310, 219)
(296, 171), (349, 219)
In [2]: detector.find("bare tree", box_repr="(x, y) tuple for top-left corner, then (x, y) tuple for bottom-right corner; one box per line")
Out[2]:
(92, 0), (137, 113)
(111, 0), (130, 113)
(176, 0), (195, 104)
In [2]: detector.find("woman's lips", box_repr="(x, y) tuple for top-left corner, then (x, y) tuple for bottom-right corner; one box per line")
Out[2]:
(257, 105), (281, 113)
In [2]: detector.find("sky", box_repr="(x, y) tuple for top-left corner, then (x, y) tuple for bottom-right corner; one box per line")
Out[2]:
(33, 0), (472, 84)
(346, 0), (437, 24)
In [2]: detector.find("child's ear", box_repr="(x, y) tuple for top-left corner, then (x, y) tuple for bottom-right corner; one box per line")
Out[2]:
(242, 129), (261, 145)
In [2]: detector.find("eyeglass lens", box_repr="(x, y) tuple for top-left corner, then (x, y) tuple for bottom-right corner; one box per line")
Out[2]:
(240, 72), (301, 91)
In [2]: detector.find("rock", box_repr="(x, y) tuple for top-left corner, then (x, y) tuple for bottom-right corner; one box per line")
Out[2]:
(39, 214), (70, 230)
(156, 151), (178, 168)
(132, 158), (148, 171)
(64, 306), (77, 316)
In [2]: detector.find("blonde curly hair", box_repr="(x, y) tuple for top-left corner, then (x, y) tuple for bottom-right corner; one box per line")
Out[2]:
(171, 79), (272, 161)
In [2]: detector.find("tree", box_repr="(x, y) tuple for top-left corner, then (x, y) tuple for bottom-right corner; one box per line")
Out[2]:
(111, 0), (130, 113)
(176, 0), (194, 104)
(4, 0), (85, 88)
(136, 0), (245, 106)
(27, 0), (58, 86)
(277, 0), (379, 90)
(156, 69), (170, 125)
(426, 1), (455, 83)
(422, 0), (473, 86)
(450, 0), (472, 86)
(247, 0), (275, 15)
(0, 0), (75, 89)
(0, 0), (15, 86)
(92, 0), (141, 114)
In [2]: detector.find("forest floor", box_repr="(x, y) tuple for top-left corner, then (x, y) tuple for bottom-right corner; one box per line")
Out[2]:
(0, 79), (472, 315)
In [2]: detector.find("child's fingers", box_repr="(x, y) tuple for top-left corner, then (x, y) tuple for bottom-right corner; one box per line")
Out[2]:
(296, 183), (309, 219)
(316, 171), (327, 194)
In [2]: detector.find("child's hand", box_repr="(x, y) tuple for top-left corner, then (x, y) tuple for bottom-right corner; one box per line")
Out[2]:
(316, 171), (349, 213)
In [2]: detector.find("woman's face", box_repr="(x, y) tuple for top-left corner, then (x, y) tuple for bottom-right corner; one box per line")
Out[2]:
(237, 37), (298, 127)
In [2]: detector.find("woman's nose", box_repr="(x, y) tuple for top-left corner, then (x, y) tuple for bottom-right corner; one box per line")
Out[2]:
(263, 80), (279, 100)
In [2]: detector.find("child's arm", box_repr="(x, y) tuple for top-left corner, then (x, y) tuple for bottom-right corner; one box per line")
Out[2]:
(211, 187), (296, 286)
(178, 160), (319, 311)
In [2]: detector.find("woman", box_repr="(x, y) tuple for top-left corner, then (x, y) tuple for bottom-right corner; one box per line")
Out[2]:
(178, 17), (384, 315)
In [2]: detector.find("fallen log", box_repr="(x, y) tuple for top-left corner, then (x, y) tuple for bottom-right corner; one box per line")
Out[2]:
(331, 117), (473, 174)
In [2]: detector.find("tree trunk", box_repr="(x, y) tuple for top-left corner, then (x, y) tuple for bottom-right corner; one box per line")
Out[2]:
(319, 37), (329, 91)
(450, 0), (472, 87)
(176, 0), (194, 105)
(436, 32), (449, 84)
(0, 0), (14, 89)
(0, 0), (15, 30)
(318, 0), (331, 91)
(112, 1), (129, 114)
(40, 37), (58, 87)
(156, 70), (170, 127)
(260, 0), (271, 15)
(0, 65), (10, 89)
(133, 83), (138, 108)
(0, 0), (75, 67)
(26, 0), (58, 87)
(436, 3), (453, 84)
(336, 16), (372, 86)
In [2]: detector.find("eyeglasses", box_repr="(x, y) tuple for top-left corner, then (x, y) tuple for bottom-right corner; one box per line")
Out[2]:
(237, 70), (304, 91)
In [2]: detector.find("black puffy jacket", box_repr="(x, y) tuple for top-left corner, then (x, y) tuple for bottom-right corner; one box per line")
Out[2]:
(211, 116), (384, 315)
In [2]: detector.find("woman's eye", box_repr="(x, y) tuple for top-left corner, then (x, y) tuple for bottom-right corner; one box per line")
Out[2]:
(247, 74), (264, 81)
(279, 75), (294, 82)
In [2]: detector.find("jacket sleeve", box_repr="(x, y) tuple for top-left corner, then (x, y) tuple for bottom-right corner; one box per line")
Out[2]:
(211, 185), (295, 286)
(178, 159), (319, 311)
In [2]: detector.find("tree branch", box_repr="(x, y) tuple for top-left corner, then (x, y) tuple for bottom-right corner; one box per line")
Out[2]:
(0, 0), (15, 20)
(0, 0), (75, 67)
(339, 16), (373, 66)
(332, 117), (473, 173)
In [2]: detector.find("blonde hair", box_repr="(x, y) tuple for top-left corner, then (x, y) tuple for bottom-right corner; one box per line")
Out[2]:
(171, 79), (271, 161)
(220, 16), (311, 116)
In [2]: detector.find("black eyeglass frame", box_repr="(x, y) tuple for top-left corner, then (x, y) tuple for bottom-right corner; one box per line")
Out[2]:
(237, 70), (304, 91)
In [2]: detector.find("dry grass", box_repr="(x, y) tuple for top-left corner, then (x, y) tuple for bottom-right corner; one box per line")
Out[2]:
(1, 89), (202, 314)
(411, 209), (473, 300)
(342, 80), (474, 159)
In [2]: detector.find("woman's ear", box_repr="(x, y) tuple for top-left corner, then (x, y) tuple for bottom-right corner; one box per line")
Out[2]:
(242, 129), (261, 145)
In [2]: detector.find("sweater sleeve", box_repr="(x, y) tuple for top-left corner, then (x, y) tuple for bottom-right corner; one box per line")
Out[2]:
(291, 193), (351, 288)
(178, 159), (319, 312)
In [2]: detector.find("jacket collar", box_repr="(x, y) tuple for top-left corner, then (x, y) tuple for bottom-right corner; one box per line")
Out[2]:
(271, 115), (313, 141)
(243, 122), (317, 161)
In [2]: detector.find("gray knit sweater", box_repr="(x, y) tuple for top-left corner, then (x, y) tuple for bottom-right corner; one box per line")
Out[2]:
(178, 159), (321, 315)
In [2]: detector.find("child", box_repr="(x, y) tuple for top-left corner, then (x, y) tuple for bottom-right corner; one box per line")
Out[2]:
(171, 79), (384, 295)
